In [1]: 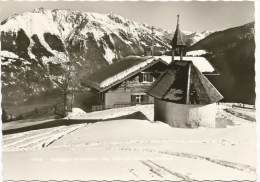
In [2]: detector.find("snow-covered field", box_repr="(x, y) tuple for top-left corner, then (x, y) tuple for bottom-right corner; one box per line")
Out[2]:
(2, 104), (256, 181)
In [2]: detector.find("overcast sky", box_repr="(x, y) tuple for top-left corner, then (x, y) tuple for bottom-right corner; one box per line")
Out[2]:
(0, 1), (255, 32)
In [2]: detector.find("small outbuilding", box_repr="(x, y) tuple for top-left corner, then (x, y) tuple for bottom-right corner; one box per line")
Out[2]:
(146, 15), (223, 128)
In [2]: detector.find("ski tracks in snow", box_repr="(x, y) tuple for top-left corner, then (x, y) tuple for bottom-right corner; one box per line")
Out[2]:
(159, 150), (256, 174)
(99, 146), (255, 175)
(3, 123), (98, 151)
(141, 160), (191, 181)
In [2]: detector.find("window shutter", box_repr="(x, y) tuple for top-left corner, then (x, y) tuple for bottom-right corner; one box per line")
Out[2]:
(148, 74), (153, 82)
(139, 73), (143, 82)
(144, 95), (149, 102)
(131, 95), (136, 103)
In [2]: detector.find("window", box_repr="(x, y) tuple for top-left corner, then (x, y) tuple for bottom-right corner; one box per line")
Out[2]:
(139, 72), (154, 83)
(135, 95), (144, 103)
(131, 93), (149, 104)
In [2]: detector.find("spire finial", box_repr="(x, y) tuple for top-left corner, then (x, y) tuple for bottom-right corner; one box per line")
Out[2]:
(177, 14), (179, 24)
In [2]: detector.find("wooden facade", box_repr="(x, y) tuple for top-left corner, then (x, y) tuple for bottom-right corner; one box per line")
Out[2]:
(91, 61), (167, 110)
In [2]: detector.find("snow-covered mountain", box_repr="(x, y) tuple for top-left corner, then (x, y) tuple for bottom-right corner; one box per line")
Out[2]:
(159, 29), (213, 47)
(184, 31), (213, 46)
(2, 7), (172, 62)
(1, 8), (172, 102)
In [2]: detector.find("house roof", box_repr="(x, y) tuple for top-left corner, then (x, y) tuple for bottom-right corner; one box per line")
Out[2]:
(81, 56), (162, 92)
(171, 15), (186, 47)
(146, 61), (223, 104)
(82, 55), (218, 92)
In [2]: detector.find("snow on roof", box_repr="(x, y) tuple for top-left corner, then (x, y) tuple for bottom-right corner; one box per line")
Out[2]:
(186, 50), (208, 56)
(83, 55), (218, 91)
(83, 56), (157, 91)
(154, 56), (215, 73)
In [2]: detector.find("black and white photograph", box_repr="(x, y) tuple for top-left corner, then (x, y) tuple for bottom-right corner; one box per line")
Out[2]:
(0, 0), (258, 181)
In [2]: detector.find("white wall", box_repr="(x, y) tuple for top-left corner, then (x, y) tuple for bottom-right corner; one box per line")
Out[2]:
(154, 99), (216, 128)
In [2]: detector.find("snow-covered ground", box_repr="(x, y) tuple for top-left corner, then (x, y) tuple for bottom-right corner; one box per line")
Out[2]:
(66, 105), (154, 121)
(2, 104), (256, 181)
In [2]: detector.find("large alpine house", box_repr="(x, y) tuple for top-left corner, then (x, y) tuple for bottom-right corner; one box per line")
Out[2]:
(81, 56), (168, 110)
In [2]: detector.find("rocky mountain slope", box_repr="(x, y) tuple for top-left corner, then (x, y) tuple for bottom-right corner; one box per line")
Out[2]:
(1, 8), (171, 103)
(188, 22), (255, 104)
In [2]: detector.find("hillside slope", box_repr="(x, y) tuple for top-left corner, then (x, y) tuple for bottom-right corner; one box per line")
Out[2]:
(188, 22), (255, 104)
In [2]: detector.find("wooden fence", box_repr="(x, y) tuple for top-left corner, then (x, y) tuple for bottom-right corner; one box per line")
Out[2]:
(218, 102), (255, 110)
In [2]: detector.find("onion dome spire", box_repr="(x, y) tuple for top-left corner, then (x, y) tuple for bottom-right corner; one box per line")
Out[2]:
(171, 14), (186, 48)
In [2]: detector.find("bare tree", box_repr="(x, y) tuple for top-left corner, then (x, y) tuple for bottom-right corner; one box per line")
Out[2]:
(66, 39), (89, 112)
(48, 56), (73, 115)
(69, 60), (88, 112)
(48, 50), (88, 116)
(46, 36), (89, 116)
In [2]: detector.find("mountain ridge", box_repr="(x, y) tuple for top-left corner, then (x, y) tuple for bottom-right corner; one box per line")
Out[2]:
(188, 21), (255, 104)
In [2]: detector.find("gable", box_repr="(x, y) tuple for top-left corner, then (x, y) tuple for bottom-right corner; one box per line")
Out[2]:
(82, 56), (168, 92)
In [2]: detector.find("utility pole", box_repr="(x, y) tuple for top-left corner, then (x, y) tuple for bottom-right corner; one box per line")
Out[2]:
(151, 26), (155, 57)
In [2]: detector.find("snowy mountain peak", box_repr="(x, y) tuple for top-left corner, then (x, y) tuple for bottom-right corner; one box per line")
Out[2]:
(181, 30), (194, 35)
(33, 7), (46, 13)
